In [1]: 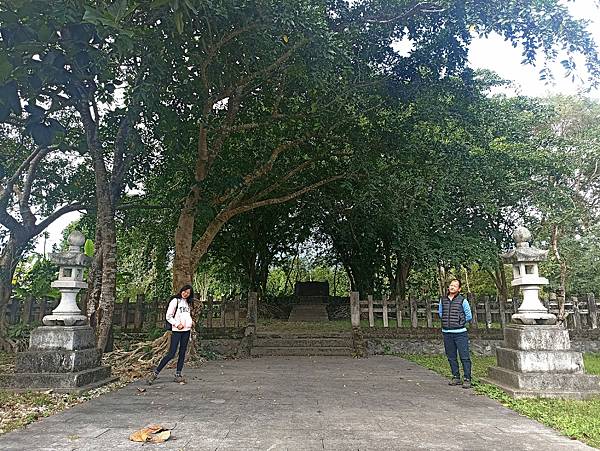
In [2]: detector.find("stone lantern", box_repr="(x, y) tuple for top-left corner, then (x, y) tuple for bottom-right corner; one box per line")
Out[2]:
(501, 227), (556, 325)
(43, 230), (89, 326)
(483, 226), (600, 398)
(0, 231), (115, 392)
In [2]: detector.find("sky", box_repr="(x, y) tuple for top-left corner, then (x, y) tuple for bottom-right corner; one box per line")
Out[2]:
(32, 0), (600, 255)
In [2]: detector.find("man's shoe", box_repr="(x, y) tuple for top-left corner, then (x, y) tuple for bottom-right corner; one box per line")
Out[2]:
(448, 378), (462, 386)
(174, 374), (186, 384)
(146, 372), (157, 385)
(462, 379), (472, 389)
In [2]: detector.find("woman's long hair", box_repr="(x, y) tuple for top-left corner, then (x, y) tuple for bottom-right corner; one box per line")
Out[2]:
(175, 284), (194, 307)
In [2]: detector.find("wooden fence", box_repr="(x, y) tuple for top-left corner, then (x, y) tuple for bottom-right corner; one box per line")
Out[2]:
(4, 292), (256, 332)
(349, 291), (600, 330)
(6, 291), (599, 332)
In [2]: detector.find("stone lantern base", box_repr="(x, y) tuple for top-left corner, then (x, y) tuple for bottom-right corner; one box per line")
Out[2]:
(0, 325), (117, 393)
(482, 324), (600, 399)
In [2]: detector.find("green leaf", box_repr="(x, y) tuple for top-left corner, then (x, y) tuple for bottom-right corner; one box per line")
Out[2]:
(0, 81), (21, 115)
(29, 122), (53, 147)
(0, 55), (13, 83)
(84, 239), (95, 257)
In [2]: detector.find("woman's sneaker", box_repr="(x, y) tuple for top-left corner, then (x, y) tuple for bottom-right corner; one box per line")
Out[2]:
(462, 379), (472, 389)
(448, 377), (462, 386)
(146, 372), (158, 385)
(174, 374), (186, 384)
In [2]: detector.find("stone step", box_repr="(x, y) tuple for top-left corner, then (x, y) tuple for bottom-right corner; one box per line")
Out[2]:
(256, 332), (351, 339)
(487, 366), (600, 392)
(251, 346), (353, 357)
(16, 348), (102, 373)
(254, 337), (352, 348)
(496, 347), (584, 373)
(0, 366), (113, 390)
(288, 304), (329, 322)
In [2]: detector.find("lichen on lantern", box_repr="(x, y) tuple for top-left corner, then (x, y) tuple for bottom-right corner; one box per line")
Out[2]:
(501, 226), (556, 325)
(44, 231), (92, 326)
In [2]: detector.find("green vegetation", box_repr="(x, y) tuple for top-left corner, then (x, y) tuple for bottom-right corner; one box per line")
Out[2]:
(401, 353), (600, 448)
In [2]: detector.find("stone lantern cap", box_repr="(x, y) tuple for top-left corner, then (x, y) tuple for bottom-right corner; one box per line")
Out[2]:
(501, 226), (548, 263)
(49, 231), (92, 267)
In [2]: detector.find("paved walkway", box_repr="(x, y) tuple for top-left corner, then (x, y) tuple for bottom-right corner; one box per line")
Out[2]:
(0, 356), (593, 450)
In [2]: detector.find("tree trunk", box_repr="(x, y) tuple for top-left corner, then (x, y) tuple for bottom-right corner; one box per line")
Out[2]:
(86, 222), (103, 330)
(493, 261), (509, 327)
(0, 237), (21, 336)
(551, 224), (567, 322)
(95, 205), (117, 352)
(394, 256), (411, 327)
(173, 201), (195, 290)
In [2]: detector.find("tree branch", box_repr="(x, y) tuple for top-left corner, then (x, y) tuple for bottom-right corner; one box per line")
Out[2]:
(34, 202), (86, 235)
(228, 174), (344, 217)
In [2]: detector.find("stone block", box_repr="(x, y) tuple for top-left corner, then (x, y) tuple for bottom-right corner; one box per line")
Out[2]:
(496, 347), (584, 373)
(29, 326), (96, 351)
(0, 366), (113, 390)
(503, 324), (570, 351)
(15, 348), (101, 373)
(487, 366), (600, 392)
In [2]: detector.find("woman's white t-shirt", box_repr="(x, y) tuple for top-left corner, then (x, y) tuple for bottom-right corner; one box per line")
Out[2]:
(165, 297), (193, 331)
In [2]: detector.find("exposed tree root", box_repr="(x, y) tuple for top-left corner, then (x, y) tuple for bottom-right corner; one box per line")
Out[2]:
(103, 329), (205, 382)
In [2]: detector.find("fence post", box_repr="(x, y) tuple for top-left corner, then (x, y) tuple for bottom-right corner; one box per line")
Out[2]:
(395, 295), (402, 328)
(468, 293), (478, 332)
(152, 297), (160, 326)
(206, 294), (213, 328)
(498, 295), (507, 329)
(484, 296), (492, 329)
(22, 295), (34, 324)
(588, 293), (598, 330)
(37, 298), (48, 323)
(134, 294), (144, 330)
(410, 295), (418, 328)
(8, 299), (19, 324)
(425, 298), (433, 328)
(572, 296), (581, 330)
(350, 291), (360, 328)
(121, 297), (129, 330)
(367, 295), (374, 327)
(234, 295), (240, 327)
(220, 298), (226, 327)
(382, 295), (389, 328)
(247, 291), (258, 334)
(79, 289), (88, 319)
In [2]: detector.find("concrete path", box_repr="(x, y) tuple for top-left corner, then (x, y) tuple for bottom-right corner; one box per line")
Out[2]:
(0, 356), (593, 450)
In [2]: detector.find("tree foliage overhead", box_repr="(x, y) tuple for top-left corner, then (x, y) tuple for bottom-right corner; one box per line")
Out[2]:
(1, 0), (600, 343)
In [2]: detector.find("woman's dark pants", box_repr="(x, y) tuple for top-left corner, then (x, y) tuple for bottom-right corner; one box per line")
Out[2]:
(443, 331), (471, 380)
(155, 330), (191, 374)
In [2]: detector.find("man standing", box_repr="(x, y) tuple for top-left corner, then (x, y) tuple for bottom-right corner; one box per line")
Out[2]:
(438, 279), (473, 388)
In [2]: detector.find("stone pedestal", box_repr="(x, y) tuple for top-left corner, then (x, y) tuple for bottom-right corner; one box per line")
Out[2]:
(483, 324), (600, 399)
(0, 326), (116, 393)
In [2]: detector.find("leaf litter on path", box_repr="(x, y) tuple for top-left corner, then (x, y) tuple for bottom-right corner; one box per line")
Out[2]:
(129, 424), (171, 443)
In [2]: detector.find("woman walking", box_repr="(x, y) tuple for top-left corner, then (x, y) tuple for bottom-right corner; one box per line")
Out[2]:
(147, 284), (194, 384)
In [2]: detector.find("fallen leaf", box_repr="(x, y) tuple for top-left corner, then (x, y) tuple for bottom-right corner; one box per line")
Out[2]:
(151, 430), (171, 443)
(129, 424), (169, 442)
(137, 387), (146, 393)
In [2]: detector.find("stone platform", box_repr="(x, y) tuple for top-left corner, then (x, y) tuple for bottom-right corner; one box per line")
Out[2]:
(0, 325), (116, 393)
(483, 324), (600, 399)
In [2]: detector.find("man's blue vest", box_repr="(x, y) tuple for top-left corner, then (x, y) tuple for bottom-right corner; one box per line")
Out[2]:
(441, 294), (466, 330)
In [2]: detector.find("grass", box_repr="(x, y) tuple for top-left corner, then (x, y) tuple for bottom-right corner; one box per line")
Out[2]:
(400, 353), (600, 449)
(0, 352), (125, 435)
